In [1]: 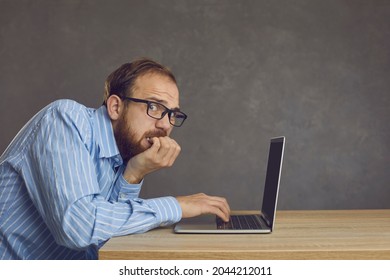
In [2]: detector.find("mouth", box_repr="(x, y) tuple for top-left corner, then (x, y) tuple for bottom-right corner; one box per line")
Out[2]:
(145, 131), (167, 145)
(146, 137), (153, 145)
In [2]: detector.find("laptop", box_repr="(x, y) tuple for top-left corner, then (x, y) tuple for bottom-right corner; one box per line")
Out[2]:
(174, 136), (285, 234)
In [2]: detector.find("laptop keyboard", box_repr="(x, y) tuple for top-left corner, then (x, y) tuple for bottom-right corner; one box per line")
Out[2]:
(216, 215), (265, 230)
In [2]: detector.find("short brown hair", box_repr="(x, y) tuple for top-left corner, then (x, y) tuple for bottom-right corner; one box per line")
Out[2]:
(103, 58), (177, 105)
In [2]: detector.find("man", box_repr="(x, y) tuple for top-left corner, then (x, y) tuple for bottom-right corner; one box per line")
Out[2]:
(0, 58), (230, 259)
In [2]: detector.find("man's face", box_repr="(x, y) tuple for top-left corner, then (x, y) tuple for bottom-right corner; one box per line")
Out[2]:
(113, 73), (180, 163)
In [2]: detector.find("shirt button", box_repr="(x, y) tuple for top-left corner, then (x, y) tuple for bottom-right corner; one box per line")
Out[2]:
(120, 193), (127, 199)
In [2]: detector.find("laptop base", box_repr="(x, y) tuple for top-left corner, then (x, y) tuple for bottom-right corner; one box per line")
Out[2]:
(174, 214), (272, 234)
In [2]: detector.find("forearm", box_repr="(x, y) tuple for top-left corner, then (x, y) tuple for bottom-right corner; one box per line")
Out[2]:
(56, 194), (182, 250)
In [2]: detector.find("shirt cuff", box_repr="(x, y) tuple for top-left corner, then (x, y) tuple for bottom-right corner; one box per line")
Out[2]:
(144, 196), (182, 227)
(117, 175), (143, 202)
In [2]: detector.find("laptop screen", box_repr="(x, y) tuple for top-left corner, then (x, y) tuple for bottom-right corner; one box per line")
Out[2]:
(261, 137), (285, 228)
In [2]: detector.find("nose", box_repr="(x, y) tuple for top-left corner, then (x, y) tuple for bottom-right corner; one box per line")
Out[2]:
(155, 113), (172, 131)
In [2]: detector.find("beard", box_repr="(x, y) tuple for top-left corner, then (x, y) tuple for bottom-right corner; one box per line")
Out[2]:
(114, 113), (167, 163)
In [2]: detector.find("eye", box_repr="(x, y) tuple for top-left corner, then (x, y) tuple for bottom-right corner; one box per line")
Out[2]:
(148, 103), (159, 112)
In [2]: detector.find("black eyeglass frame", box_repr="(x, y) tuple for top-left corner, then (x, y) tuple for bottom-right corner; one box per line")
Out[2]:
(121, 96), (188, 127)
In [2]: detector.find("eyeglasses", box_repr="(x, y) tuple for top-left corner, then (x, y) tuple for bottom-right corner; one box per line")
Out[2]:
(122, 97), (188, 127)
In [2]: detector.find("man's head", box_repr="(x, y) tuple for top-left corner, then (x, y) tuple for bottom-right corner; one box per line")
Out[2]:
(103, 58), (177, 105)
(104, 58), (186, 163)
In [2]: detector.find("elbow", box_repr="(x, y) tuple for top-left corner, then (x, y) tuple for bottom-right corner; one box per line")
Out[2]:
(54, 224), (97, 251)
(49, 215), (99, 251)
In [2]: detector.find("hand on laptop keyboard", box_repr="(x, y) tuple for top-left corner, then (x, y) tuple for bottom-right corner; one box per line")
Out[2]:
(216, 215), (264, 230)
(176, 193), (231, 222)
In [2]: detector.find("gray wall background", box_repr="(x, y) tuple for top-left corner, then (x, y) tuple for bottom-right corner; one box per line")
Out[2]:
(1, 0), (389, 210)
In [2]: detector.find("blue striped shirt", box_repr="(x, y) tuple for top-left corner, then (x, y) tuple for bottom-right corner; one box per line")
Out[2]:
(0, 100), (182, 259)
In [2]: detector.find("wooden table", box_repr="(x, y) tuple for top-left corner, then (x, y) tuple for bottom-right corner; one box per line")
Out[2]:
(99, 210), (390, 260)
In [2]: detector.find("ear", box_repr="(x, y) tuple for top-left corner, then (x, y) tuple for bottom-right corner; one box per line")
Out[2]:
(106, 95), (124, 121)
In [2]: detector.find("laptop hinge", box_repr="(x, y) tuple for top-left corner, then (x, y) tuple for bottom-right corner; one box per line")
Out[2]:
(260, 213), (272, 228)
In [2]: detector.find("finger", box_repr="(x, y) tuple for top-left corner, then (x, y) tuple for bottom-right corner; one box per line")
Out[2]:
(155, 136), (172, 158)
(158, 137), (180, 165)
(207, 199), (231, 221)
(204, 203), (230, 222)
(167, 139), (181, 166)
(195, 193), (230, 221)
(214, 208), (230, 222)
(203, 194), (231, 216)
(149, 137), (161, 152)
(146, 137), (168, 166)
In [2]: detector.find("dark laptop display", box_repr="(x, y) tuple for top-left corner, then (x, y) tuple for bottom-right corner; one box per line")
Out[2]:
(261, 138), (284, 228)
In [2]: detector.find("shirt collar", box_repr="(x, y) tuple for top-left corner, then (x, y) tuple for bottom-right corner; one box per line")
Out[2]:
(93, 106), (122, 164)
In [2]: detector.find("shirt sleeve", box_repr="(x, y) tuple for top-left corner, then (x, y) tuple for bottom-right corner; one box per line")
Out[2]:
(21, 102), (182, 250)
(109, 167), (142, 201)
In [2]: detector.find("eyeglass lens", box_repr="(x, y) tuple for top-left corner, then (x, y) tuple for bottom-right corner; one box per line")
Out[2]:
(147, 102), (186, 127)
